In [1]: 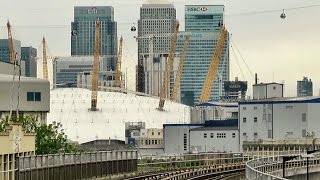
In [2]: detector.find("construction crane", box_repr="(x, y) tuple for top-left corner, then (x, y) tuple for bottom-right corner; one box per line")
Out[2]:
(7, 21), (16, 64)
(171, 34), (190, 102)
(91, 20), (101, 111)
(42, 37), (48, 80)
(115, 36), (123, 88)
(158, 22), (179, 111)
(199, 26), (228, 103)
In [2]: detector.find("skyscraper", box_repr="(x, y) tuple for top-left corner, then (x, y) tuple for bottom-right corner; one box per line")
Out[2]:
(137, 0), (177, 92)
(0, 39), (21, 64)
(179, 5), (229, 106)
(21, 47), (37, 77)
(71, 6), (117, 70)
(297, 77), (313, 97)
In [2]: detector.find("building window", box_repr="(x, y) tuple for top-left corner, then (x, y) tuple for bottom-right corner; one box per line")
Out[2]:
(242, 107), (246, 110)
(254, 132), (258, 136)
(152, 132), (154, 135)
(262, 114), (267, 120)
(210, 133), (214, 138)
(254, 117), (257, 123)
(268, 130), (272, 138)
(268, 114), (272, 122)
(302, 113), (307, 122)
(285, 106), (293, 110)
(232, 133), (236, 138)
(302, 129), (307, 137)
(183, 133), (187, 151)
(243, 117), (247, 123)
(254, 106), (257, 110)
(204, 133), (207, 138)
(27, 92), (41, 102)
(158, 132), (161, 135)
(217, 133), (226, 138)
(243, 132), (247, 136)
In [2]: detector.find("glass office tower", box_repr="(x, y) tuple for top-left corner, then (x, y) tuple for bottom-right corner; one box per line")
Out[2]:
(71, 6), (117, 71)
(180, 5), (229, 106)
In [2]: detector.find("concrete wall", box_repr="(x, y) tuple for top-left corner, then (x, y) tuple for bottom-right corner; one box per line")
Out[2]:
(0, 74), (50, 112)
(0, 61), (19, 75)
(164, 125), (201, 155)
(239, 101), (320, 151)
(189, 129), (239, 153)
(0, 124), (35, 154)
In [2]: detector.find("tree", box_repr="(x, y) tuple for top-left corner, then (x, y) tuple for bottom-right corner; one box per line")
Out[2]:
(0, 115), (76, 154)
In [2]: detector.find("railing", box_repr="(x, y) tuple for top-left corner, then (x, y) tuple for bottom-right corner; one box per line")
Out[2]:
(138, 152), (249, 173)
(246, 155), (320, 180)
(15, 150), (138, 180)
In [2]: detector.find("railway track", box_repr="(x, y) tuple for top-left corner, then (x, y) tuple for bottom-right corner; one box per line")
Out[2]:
(187, 169), (245, 180)
(125, 167), (244, 180)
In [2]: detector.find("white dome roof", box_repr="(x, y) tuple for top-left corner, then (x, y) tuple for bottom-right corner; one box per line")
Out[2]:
(48, 88), (190, 144)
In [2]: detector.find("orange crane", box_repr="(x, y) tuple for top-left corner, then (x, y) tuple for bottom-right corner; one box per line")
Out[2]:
(42, 37), (48, 80)
(91, 20), (101, 111)
(7, 21), (16, 64)
(199, 26), (228, 103)
(115, 36), (123, 88)
(158, 22), (179, 111)
(171, 33), (190, 102)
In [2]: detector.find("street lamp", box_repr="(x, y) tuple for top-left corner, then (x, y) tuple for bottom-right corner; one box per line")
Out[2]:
(306, 149), (320, 180)
(282, 155), (299, 178)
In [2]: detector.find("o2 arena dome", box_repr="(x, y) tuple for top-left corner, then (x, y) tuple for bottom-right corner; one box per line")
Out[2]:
(48, 88), (190, 144)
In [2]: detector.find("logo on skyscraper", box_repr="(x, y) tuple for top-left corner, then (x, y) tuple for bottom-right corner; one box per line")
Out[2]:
(187, 7), (208, 12)
(88, 7), (98, 14)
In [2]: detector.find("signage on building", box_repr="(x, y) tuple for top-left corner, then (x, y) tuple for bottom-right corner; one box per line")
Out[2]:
(88, 7), (98, 14)
(187, 7), (208, 12)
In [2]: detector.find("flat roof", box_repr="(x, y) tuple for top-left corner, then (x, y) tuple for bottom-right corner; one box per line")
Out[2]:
(239, 97), (320, 105)
(190, 126), (238, 131)
(0, 74), (49, 84)
(253, 82), (283, 86)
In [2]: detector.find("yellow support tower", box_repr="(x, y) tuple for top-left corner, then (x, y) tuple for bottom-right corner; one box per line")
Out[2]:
(42, 37), (48, 80)
(115, 36), (123, 88)
(158, 22), (179, 111)
(91, 20), (101, 111)
(171, 34), (190, 102)
(199, 26), (228, 103)
(7, 21), (16, 64)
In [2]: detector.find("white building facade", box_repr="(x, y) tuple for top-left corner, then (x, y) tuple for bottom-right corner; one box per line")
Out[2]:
(239, 97), (320, 149)
(164, 120), (239, 155)
(0, 74), (50, 124)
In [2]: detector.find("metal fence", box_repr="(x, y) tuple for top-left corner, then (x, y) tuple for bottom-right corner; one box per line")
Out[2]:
(15, 150), (137, 180)
(246, 154), (320, 180)
(138, 152), (249, 173)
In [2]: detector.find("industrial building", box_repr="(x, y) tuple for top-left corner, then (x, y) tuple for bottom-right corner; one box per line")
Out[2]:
(0, 74), (50, 124)
(53, 56), (108, 87)
(71, 6), (117, 70)
(47, 88), (190, 144)
(179, 5), (230, 106)
(297, 76), (313, 97)
(136, 0), (177, 93)
(77, 71), (125, 91)
(21, 46), (37, 77)
(164, 120), (239, 155)
(125, 122), (164, 155)
(190, 101), (238, 123)
(239, 96), (320, 146)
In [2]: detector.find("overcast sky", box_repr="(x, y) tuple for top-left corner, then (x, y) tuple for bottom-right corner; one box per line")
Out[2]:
(1, 0), (320, 96)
